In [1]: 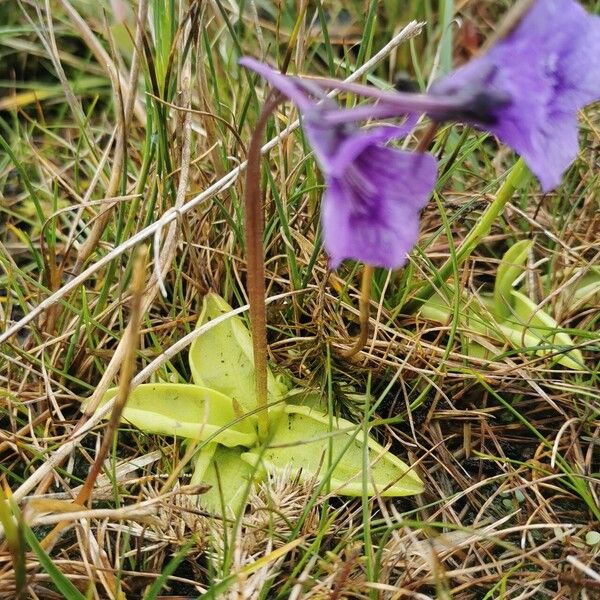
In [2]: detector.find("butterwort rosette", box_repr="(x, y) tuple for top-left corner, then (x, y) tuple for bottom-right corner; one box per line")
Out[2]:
(430, 0), (600, 191)
(239, 57), (438, 270)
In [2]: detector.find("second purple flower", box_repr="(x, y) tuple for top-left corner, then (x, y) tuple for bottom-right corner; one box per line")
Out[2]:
(239, 58), (438, 271)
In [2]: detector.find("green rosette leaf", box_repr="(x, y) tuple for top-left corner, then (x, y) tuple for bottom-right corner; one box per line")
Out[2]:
(506, 290), (583, 369)
(189, 293), (288, 415)
(493, 239), (532, 320)
(242, 406), (423, 497)
(97, 384), (256, 446)
(191, 444), (257, 516)
(421, 288), (584, 369)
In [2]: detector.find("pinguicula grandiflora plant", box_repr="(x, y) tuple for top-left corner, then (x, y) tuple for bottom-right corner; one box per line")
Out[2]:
(96, 0), (599, 515)
(99, 292), (424, 514)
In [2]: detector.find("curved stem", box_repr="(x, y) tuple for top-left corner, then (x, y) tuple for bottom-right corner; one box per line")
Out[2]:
(244, 93), (282, 441)
(343, 265), (374, 359)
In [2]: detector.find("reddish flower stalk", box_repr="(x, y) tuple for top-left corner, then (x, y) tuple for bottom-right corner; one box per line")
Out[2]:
(244, 92), (282, 441)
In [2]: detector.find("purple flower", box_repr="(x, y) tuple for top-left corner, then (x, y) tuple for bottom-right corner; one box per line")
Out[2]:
(430, 0), (600, 191)
(239, 57), (437, 270)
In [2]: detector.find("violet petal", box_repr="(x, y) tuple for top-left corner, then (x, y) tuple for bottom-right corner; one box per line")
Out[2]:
(322, 147), (437, 270)
(431, 0), (600, 191)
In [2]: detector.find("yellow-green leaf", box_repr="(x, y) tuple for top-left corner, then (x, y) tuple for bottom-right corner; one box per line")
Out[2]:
(98, 384), (257, 446)
(421, 289), (584, 369)
(550, 267), (600, 312)
(494, 240), (532, 319)
(191, 444), (256, 516)
(507, 290), (584, 369)
(242, 406), (423, 497)
(189, 293), (287, 415)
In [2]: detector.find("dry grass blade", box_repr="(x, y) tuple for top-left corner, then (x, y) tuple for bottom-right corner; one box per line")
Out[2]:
(67, 0), (148, 274)
(38, 246), (147, 551)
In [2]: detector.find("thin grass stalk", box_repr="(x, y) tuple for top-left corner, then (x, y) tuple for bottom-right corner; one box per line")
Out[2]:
(84, 12), (194, 416)
(0, 488), (26, 599)
(68, 0), (148, 274)
(405, 157), (529, 312)
(39, 246), (147, 550)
